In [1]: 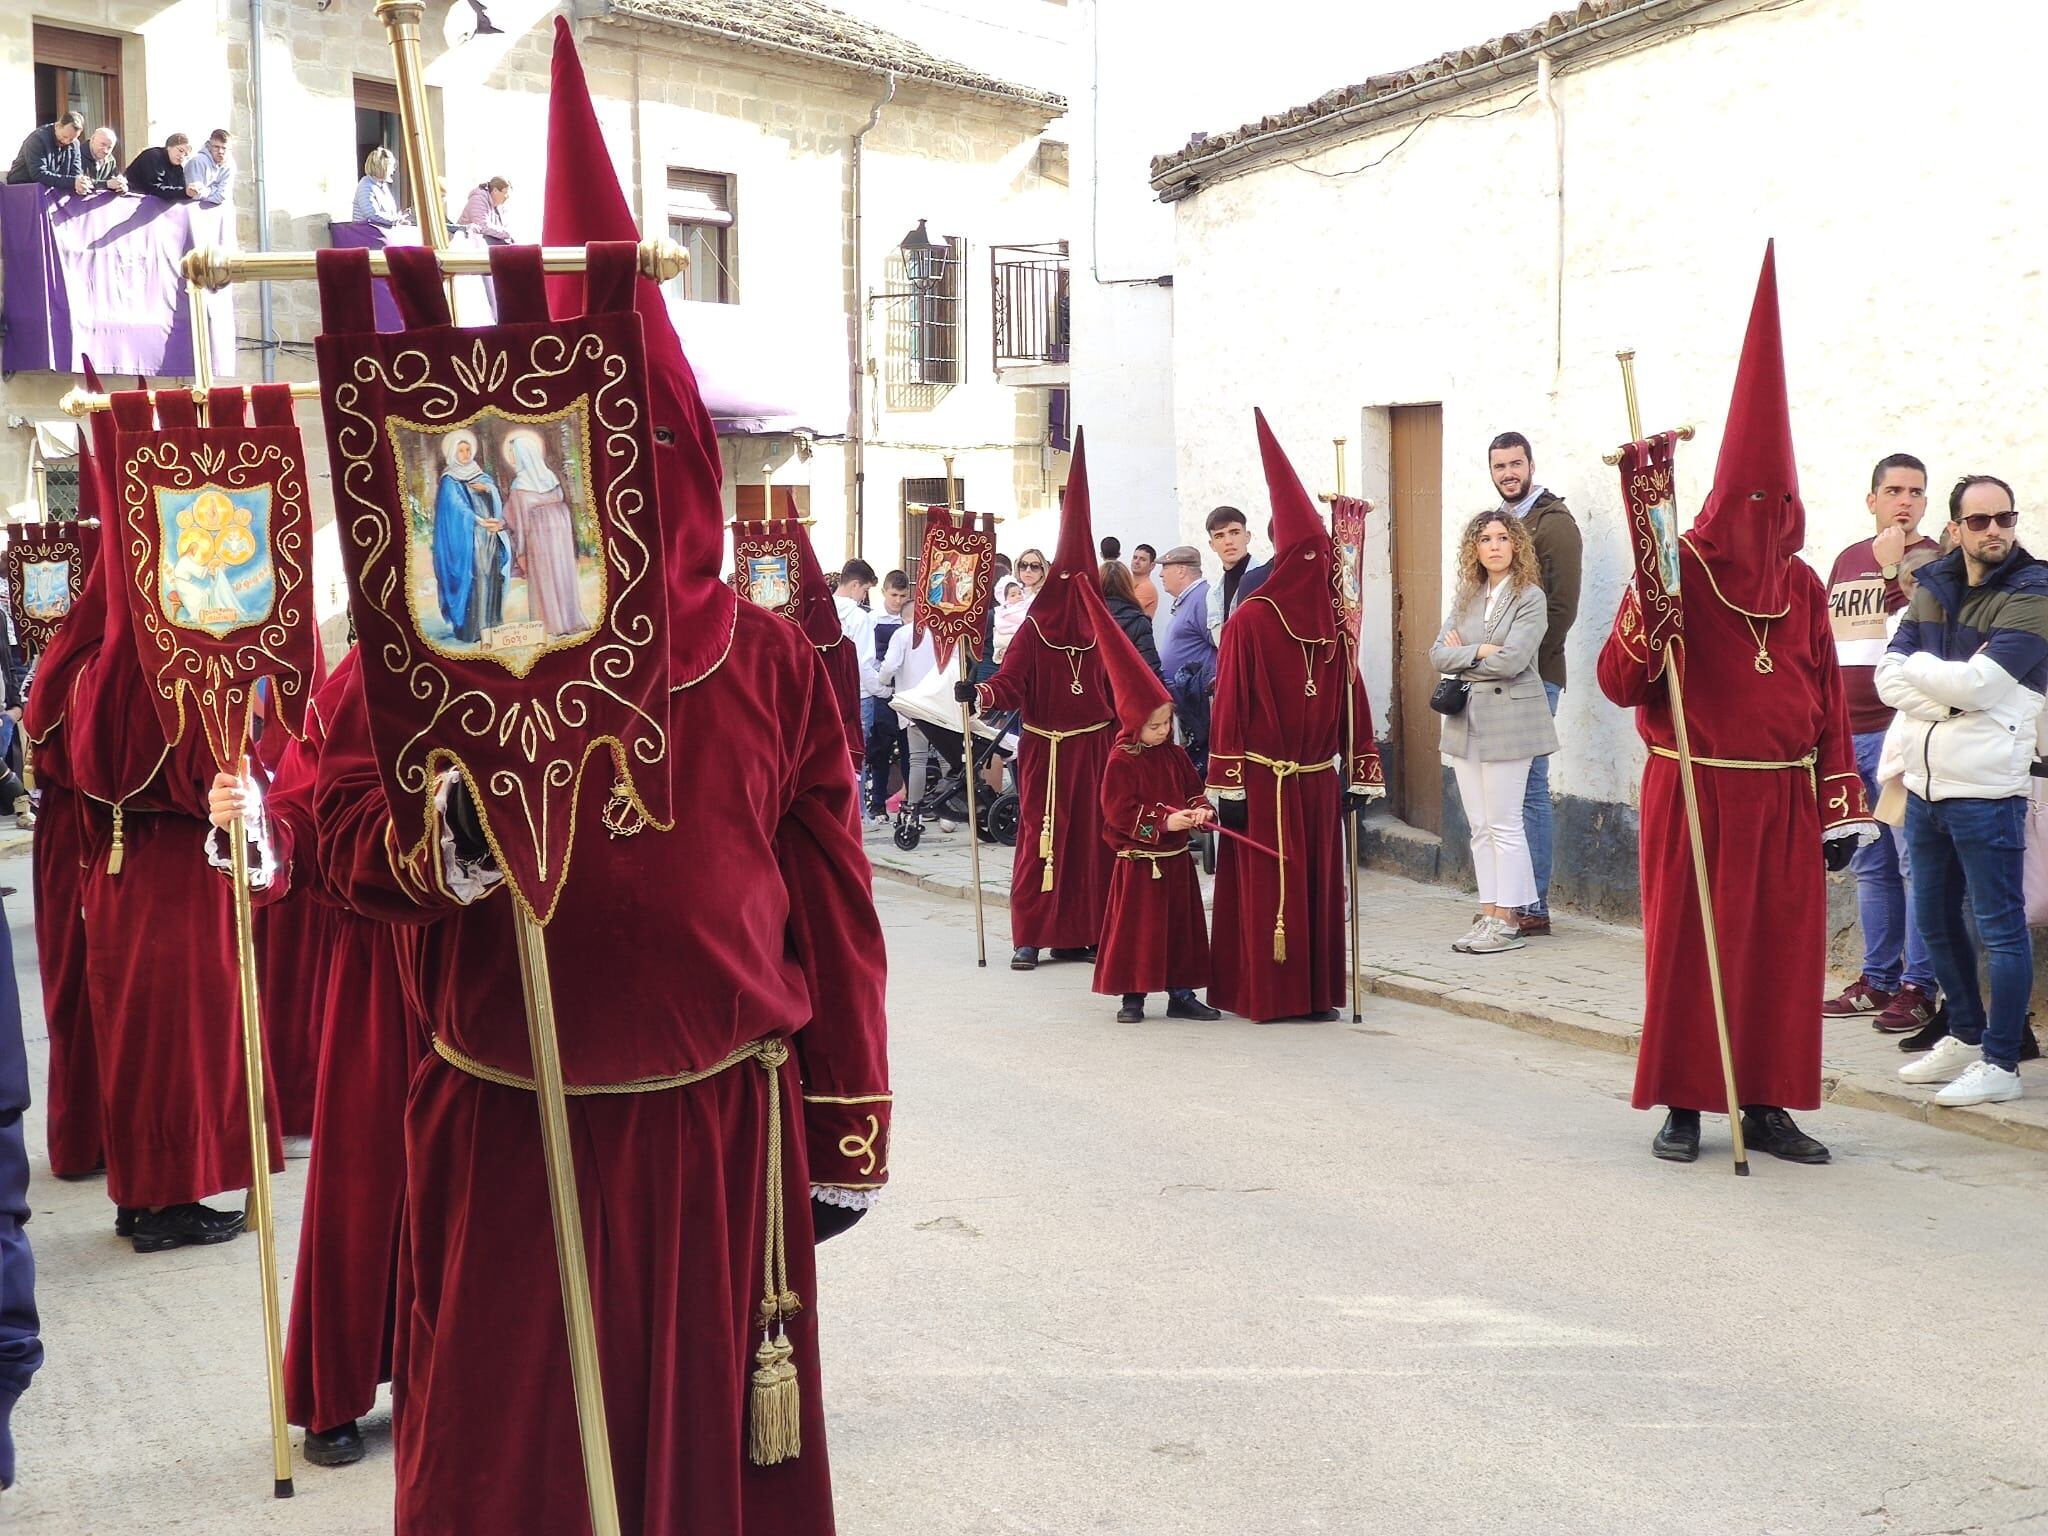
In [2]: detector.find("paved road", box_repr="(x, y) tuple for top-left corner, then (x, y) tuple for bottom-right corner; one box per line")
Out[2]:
(5, 863), (2047, 1534)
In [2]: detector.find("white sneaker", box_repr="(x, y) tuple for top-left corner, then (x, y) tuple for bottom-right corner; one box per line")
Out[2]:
(1464, 917), (1526, 954)
(1451, 916), (1491, 953)
(863, 814), (890, 830)
(935, 818), (959, 834)
(1933, 1060), (2023, 1107)
(1899, 1034), (1980, 1084)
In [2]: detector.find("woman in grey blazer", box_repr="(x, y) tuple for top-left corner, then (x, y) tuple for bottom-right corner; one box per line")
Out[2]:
(1430, 511), (1558, 953)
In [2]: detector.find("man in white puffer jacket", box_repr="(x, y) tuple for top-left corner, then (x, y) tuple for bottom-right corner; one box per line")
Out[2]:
(1876, 473), (2048, 1108)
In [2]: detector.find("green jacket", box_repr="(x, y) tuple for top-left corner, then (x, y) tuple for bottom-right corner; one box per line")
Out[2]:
(1520, 489), (1581, 689)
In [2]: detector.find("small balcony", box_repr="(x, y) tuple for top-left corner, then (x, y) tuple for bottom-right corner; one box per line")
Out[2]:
(991, 240), (1069, 385)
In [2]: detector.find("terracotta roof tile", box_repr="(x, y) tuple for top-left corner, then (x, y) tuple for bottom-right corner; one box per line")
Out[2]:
(604, 0), (1065, 112)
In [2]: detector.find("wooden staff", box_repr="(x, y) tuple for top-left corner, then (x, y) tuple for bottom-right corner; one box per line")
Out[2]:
(945, 455), (988, 966)
(184, 254), (295, 1498)
(1614, 350), (1747, 1177)
(1335, 439), (1364, 1023)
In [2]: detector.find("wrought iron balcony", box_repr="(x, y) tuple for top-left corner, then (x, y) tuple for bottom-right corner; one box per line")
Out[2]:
(991, 241), (1068, 375)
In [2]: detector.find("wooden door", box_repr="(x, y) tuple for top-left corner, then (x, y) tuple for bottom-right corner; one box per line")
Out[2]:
(1390, 405), (1444, 835)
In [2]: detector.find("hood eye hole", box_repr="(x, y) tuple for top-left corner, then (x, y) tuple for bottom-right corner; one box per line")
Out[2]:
(654, 428), (676, 445)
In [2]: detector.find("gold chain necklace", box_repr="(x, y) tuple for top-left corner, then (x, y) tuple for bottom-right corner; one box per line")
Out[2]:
(1742, 613), (1773, 675)
(1299, 639), (1320, 697)
(1062, 648), (1085, 695)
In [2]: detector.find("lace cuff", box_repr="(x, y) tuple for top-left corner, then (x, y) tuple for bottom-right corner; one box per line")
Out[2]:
(204, 803), (276, 890)
(811, 1185), (883, 1212)
(437, 770), (502, 905)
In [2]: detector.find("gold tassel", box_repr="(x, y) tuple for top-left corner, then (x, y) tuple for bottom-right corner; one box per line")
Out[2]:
(107, 804), (125, 876)
(748, 1331), (801, 1467)
(1272, 919), (1286, 965)
(1149, 860), (1161, 881)
(1040, 855), (1055, 893)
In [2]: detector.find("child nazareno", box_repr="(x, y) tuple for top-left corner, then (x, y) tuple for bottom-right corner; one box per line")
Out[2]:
(1080, 573), (1223, 1022)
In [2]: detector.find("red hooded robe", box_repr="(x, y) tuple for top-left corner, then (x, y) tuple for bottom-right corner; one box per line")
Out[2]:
(1597, 244), (1869, 1113)
(1081, 549), (1211, 998)
(974, 429), (1116, 950)
(1206, 413), (1384, 1022)
(310, 24), (891, 1533)
(782, 489), (863, 776)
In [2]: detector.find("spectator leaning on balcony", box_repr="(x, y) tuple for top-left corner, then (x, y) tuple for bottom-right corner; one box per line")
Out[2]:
(184, 127), (234, 207)
(6, 110), (88, 194)
(352, 146), (408, 228)
(83, 126), (127, 192)
(456, 176), (514, 244)
(124, 132), (192, 200)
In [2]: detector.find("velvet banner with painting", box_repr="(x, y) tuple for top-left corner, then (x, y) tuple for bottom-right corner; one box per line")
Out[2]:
(110, 384), (319, 769)
(1614, 430), (1684, 679)
(312, 240), (672, 923)
(911, 503), (997, 671)
(4, 518), (99, 657)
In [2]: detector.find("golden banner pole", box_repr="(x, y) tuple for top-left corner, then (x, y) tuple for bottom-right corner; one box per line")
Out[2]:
(186, 266), (296, 1494)
(1614, 350), (1748, 1177)
(1332, 438), (1364, 1024)
(378, 4), (624, 1522)
(945, 456), (988, 967)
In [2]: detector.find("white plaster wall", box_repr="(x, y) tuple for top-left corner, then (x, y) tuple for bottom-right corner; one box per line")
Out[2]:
(1166, 0), (2048, 810)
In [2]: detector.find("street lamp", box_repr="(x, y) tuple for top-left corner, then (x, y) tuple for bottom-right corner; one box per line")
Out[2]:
(900, 219), (946, 290)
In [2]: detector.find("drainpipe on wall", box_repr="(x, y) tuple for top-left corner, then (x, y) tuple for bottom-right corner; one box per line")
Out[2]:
(847, 70), (896, 563)
(249, 0), (275, 381)
(1537, 51), (1563, 392)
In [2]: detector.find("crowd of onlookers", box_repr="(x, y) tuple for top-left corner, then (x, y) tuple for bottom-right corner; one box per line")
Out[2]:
(7, 112), (235, 206)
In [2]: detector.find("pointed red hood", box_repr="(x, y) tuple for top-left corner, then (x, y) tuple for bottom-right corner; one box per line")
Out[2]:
(1686, 241), (1804, 615)
(22, 431), (111, 743)
(542, 16), (733, 677)
(1028, 427), (1099, 648)
(1246, 409), (1339, 644)
(1079, 549), (1169, 743)
(781, 488), (843, 651)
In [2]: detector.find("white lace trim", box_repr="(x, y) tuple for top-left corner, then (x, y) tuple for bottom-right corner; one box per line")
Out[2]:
(811, 1185), (882, 1212)
(436, 770), (502, 905)
(1829, 819), (1883, 851)
(204, 800), (275, 890)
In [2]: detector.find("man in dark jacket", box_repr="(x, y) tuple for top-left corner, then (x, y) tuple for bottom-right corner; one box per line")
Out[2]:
(0, 890), (42, 1490)
(6, 112), (88, 194)
(1488, 430), (1581, 935)
(123, 133), (194, 201)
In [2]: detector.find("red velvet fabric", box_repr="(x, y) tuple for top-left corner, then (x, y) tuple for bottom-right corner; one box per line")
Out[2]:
(1597, 548), (1865, 1112)
(312, 602), (888, 1534)
(31, 777), (100, 1176)
(976, 618), (1115, 950)
(1093, 743), (1210, 996)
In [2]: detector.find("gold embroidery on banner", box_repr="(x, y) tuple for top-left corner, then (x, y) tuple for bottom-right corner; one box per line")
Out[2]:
(837, 1114), (886, 1178)
(601, 777), (647, 838)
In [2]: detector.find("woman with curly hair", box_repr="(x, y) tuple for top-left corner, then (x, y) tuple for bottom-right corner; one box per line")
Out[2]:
(1430, 510), (1557, 953)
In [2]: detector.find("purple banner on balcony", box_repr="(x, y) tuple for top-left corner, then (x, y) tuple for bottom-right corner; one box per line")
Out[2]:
(0, 185), (236, 378)
(328, 221), (498, 332)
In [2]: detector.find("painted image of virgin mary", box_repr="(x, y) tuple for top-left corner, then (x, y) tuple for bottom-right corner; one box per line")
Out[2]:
(435, 428), (511, 644)
(501, 429), (590, 639)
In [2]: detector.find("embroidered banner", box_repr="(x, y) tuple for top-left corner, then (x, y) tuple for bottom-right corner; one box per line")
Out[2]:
(1328, 494), (1370, 643)
(4, 518), (98, 657)
(109, 385), (319, 770)
(911, 504), (996, 671)
(731, 518), (804, 621)
(1616, 430), (1684, 677)
(312, 240), (672, 924)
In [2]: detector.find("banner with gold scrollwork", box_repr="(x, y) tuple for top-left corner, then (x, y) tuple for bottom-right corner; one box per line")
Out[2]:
(911, 504), (997, 671)
(109, 384), (318, 771)
(1327, 494), (1369, 643)
(312, 240), (672, 925)
(731, 518), (804, 622)
(4, 518), (98, 658)
(1616, 430), (1684, 678)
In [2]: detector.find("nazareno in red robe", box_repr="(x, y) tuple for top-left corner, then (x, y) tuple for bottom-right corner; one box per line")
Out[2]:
(62, 428), (282, 1210)
(976, 614), (1116, 949)
(315, 598), (889, 1536)
(1597, 547), (1864, 1113)
(258, 650), (427, 1433)
(1093, 742), (1211, 996)
(22, 509), (107, 1180)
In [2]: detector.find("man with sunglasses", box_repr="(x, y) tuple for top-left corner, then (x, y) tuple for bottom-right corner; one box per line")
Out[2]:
(1878, 474), (2047, 1109)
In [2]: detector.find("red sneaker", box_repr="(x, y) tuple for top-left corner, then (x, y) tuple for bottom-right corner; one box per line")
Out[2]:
(1872, 983), (1939, 1034)
(1821, 976), (1894, 1018)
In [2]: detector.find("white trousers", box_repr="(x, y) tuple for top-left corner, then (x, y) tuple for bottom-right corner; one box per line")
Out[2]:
(1449, 755), (1536, 910)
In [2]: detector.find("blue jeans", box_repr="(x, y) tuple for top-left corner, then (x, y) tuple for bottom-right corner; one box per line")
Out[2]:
(1519, 683), (1562, 916)
(1849, 730), (1936, 992)
(1903, 793), (2032, 1071)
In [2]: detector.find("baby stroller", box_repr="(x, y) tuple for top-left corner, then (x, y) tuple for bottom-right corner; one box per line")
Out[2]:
(887, 661), (1019, 851)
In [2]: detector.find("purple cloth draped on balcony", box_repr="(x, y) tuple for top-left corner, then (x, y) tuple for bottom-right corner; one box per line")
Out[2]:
(328, 221), (497, 331)
(0, 185), (235, 377)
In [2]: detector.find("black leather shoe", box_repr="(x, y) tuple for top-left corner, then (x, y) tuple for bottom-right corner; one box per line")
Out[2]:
(1116, 993), (1145, 1023)
(1652, 1108), (1700, 1163)
(1010, 946), (1039, 971)
(131, 1202), (247, 1254)
(1166, 990), (1222, 1021)
(1741, 1106), (1830, 1164)
(1049, 947), (1094, 962)
(114, 1206), (140, 1238)
(302, 1421), (365, 1468)
(1899, 1014), (1949, 1053)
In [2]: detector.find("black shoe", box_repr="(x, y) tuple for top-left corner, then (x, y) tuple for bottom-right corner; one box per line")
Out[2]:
(1741, 1106), (1830, 1165)
(302, 1421), (365, 1468)
(1899, 1015), (1949, 1053)
(1116, 993), (1145, 1023)
(1166, 990), (1222, 1021)
(131, 1202), (247, 1254)
(113, 1206), (141, 1237)
(2022, 1024), (2042, 1062)
(1049, 947), (1094, 962)
(1010, 946), (1039, 971)
(1652, 1108), (1700, 1163)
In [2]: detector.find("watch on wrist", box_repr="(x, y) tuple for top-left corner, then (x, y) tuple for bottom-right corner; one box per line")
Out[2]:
(1881, 562), (1901, 581)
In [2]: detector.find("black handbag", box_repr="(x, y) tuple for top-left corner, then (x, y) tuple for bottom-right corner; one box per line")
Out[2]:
(1429, 675), (1471, 716)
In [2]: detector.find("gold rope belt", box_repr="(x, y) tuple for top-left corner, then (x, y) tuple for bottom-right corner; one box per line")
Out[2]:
(1117, 845), (1187, 881)
(1242, 752), (1337, 964)
(430, 1032), (806, 1467)
(1022, 717), (1112, 893)
(1648, 745), (1818, 796)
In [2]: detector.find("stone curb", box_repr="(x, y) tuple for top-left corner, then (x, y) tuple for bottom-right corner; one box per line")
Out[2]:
(867, 853), (2048, 1160)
